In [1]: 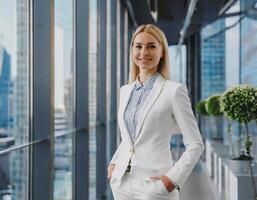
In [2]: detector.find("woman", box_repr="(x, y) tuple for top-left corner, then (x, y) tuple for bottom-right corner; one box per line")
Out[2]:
(107, 24), (204, 200)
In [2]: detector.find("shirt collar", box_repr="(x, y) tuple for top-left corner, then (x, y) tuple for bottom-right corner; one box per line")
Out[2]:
(135, 72), (160, 90)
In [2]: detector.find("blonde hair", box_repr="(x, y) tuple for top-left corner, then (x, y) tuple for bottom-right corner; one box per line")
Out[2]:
(129, 24), (171, 83)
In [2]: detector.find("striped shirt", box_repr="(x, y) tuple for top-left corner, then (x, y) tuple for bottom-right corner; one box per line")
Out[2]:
(124, 72), (160, 143)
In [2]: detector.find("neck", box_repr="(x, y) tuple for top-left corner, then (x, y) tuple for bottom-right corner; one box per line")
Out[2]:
(139, 69), (158, 84)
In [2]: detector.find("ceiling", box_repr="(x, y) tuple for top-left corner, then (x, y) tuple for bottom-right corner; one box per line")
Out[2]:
(124, 0), (232, 45)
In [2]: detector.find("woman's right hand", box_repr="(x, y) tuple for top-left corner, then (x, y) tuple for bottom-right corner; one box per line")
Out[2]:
(107, 163), (115, 180)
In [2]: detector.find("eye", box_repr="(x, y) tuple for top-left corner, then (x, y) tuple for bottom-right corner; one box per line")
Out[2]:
(149, 45), (156, 49)
(135, 45), (142, 49)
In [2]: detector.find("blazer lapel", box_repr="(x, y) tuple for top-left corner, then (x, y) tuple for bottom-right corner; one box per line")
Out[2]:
(134, 75), (166, 144)
(119, 82), (135, 147)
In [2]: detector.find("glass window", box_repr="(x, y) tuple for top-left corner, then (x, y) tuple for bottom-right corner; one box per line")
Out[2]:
(116, 0), (121, 89)
(225, 1), (240, 88)
(223, 1), (241, 155)
(200, 18), (226, 140)
(89, 0), (97, 198)
(54, 0), (75, 199)
(240, 0), (257, 153)
(0, 0), (30, 199)
(201, 19), (226, 100)
(106, 0), (111, 166)
(168, 45), (187, 84)
(199, 1), (244, 147)
(240, 2), (257, 86)
(124, 9), (129, 82)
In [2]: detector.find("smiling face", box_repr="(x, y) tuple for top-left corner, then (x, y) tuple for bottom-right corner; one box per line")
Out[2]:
(132, 32), (163, 73)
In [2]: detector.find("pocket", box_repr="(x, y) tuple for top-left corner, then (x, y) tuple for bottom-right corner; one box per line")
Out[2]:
(110, 175), (116, 184)
(109, 176), (117, 190)
(157, 180), (170, 194)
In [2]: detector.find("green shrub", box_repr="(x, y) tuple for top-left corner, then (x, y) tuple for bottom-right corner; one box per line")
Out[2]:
(196, 100), (209, 116)
(205, 94), (223, 116)
(220, 85), (257, 124)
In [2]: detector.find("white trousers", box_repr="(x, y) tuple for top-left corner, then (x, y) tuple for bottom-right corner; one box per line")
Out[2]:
(110, 172), (179, 200)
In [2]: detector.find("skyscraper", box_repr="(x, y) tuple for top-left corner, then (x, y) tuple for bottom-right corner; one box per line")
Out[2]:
(11, 0), (29, 199)
(54, 107), (72, 200)
(0, 45), (11, 130)
(201, 19), (226, 99)
(0, 135), (15, 199)
(241, 11), (257, 86)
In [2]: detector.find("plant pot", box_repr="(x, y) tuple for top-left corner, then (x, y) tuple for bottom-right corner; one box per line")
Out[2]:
(209, 116), (224, 140)
(229, 159), (251, 173)
(229, 154), (254, 173)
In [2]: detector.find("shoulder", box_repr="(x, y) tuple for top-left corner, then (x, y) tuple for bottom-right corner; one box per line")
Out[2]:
(118, 83), (134, 97)
(120, 84), (130, 90)
(164, 80), (190, 105)
(120, 82), (134, 91)
(164, 80), (187, 94)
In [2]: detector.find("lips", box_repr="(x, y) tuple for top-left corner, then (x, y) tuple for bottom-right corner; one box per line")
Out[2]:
(139, 58), (152, 62)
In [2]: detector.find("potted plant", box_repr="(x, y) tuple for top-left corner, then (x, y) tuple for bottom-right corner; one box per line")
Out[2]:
(220, 84), (257, 199)
(196, 100), (210, 139)
(207, 94), (237, 156)
(196, 100), (209, 116)
(205, 94), (224, 140)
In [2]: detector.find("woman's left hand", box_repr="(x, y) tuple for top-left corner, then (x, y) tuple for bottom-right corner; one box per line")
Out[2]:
(150, 175), (175, 193)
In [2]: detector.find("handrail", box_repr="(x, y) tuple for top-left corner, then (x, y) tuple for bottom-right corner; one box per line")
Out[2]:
(0, 128), (85, 155)
(0, 138), (47, 155)
(0, 120), (109, 156)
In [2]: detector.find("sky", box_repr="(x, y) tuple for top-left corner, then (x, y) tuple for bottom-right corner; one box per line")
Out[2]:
(0, 0), (17, 77)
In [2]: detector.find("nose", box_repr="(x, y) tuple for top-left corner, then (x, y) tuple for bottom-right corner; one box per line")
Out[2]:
(140, 46), (149, 55)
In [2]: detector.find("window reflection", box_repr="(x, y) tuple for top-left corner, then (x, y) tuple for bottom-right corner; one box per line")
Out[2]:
(89, 0), (97, 198)
(240, 0), (257, 155)
(201, 19), (226, 140)
(54, 0), (74, 199)
(0, 0), (29, 199)
(168, 45), (187, 84)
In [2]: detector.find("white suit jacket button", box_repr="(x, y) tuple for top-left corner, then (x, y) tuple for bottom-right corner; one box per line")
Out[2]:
(129, 148), (134, 153)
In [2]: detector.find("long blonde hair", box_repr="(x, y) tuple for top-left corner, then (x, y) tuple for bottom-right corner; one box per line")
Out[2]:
(129, 24), (171, 83)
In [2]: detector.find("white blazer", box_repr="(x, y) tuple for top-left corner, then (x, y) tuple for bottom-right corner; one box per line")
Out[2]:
(110, 74), (204, 192)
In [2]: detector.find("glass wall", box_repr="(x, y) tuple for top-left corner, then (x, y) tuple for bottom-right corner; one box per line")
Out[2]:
(225, 2), (240, 88)
(54, 0), (75, 199)
(0, 0), (30, 199)
(241, 1), (257, 86)
(0, 0), (133, 199)
(124, 9), (129, 82)
(106, 0), (111, 150)
(200, 0), (257, 156)
(201, 19), (226, 100)
(200, 16), (226, 141)
(116, 0), (121, 90)
(224, 1), (241, 155)
(88, 0), (97, 198)
(240, 0), (257, 154)
(168, 45), (187, 84)
(106, 0), (117, 198)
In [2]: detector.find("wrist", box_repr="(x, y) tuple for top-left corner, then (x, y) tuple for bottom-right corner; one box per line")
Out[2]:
(161, 176), (175, 192)
(167, 176), (180, 191)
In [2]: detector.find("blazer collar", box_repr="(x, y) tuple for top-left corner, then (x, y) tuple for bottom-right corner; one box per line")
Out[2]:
(134, 74), (166, 145)
(118, 82), (135, 148)
(135, 72), (160, 90)
(120, 74), (166, 147)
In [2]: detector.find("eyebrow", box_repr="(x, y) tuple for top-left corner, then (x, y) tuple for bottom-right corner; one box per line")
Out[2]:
(134, 42), (157, 45)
